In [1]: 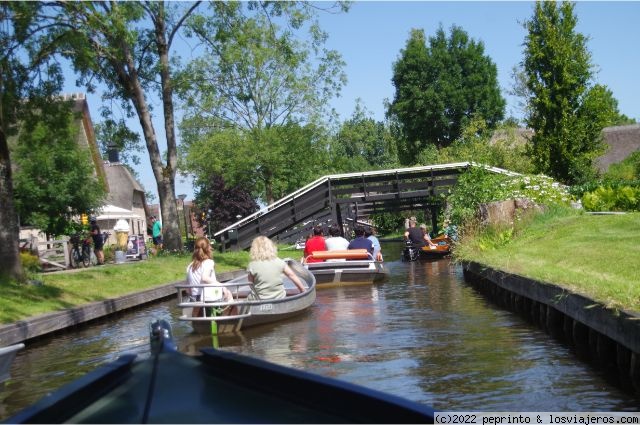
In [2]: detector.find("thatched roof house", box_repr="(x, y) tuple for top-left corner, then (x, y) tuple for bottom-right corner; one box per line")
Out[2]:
(597, 124), (640, 172)
(489, 124), (640, 173)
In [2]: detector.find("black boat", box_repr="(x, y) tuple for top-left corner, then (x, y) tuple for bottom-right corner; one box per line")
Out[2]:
(6, 320), (435, 424)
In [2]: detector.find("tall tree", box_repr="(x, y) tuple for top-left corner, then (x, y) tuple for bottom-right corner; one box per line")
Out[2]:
(195, 174), (258, 235)
(1, 3), (65, 280)
(0, 3), (28, 280)
(388, 26), (505, 164)
(35, 1), (202, 251)
(522, 1), (626, 184)
(178, 2), (346, 204)
(333, 102), (398, 172)
(13, 98), (105, 236)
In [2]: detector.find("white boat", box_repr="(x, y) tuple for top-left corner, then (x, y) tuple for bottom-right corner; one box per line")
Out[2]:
(176, 259), (316, 334)
(0, 343), (24, 383)
(302, 249), (388, 286)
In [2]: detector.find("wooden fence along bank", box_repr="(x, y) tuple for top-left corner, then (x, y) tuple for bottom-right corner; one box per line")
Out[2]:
(462, 261), (640, 395)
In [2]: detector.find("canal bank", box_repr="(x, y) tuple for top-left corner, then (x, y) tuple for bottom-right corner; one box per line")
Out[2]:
(0, 269), (245, 347)
(462, 261), (640, 394)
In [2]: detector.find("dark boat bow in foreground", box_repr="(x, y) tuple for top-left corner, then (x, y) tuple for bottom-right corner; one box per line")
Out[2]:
(6, 320), (435, 424)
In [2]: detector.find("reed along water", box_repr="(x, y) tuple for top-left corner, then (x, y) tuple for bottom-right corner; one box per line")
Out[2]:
(1, 242), (637, 418)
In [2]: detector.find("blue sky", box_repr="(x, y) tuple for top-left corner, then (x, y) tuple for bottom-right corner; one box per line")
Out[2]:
(72, 1), (640, 202)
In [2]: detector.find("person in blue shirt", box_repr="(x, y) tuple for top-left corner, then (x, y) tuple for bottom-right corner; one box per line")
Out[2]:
(347, 226), (374, 256)
(364, 227), (383, 261)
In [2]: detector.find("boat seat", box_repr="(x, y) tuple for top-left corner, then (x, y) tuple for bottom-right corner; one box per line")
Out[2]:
(309, 249), (371, 261)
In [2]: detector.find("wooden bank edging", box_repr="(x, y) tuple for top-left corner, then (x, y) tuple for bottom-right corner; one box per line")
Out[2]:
(0, 269), (247, 347)
(462, 261), (640, 355)
(463, 261), (640, 394)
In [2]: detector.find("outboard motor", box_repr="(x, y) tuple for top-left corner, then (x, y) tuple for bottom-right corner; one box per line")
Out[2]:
(402, 241), (420, 262)
(150, 319), (176, 354)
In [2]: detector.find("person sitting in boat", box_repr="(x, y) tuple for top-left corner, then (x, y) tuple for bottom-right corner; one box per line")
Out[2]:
(325, 223), (349, 251)
(404, 217), (436, 249)
(365, 227), (383, 261)
(347, 226), (374, 256)
(248, 236), (306, 299)
(187, 237), (233, 317)
(442, 219), (459, 242)
(303, 225), (327, 263)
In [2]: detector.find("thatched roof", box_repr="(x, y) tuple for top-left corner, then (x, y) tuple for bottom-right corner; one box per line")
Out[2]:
(488, 124), (640, 173)
(103, 162), (145, 210)
(597, 124), (640, 172)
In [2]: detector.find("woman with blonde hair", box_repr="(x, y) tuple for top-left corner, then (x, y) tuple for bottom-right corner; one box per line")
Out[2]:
(247, 236), (306, 300)
(186, 237), (232, 317)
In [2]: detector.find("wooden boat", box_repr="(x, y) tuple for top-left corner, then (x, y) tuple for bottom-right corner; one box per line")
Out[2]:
(402, 236), (451, 261)
(302, 249), (388, 286)
(176, 259), (316, 335)
(0, 343), (24, 384)
(6, 320), (435, 423)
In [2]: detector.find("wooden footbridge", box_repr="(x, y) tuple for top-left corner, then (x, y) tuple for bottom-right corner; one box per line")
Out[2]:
(213, 162), (517, 251)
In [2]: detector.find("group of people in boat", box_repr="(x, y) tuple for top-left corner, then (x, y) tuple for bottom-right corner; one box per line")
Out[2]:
(186, 235), (306, 317)
(404, 216), (438, 249)
(302, 223), (383, 263)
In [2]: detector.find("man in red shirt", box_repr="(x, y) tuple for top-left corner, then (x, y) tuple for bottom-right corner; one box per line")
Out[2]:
(303, 225), (327, 263)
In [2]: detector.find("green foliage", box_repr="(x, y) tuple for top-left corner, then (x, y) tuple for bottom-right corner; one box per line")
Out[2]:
(94, 117), (144, 174)
(581, 186), (640, 212)
(522, 2), (626, 185)
(389, 26), (505, 163)
(370, 212), (405, 235)
(447, 167), (573, 226)
(12, 100), (106, 236)
(178, 3), (346, 204)
(20, 252), (41, 273)
(604, 151), (640, 183)
(332, 103), (399, 172)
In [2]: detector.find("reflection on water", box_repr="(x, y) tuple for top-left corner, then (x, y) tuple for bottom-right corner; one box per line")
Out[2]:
(1, 243), (638, 418)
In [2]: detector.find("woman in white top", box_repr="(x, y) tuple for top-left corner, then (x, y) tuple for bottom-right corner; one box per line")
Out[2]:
(186, 237), (232, 317)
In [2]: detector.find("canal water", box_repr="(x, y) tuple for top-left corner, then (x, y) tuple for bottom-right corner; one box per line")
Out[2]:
(1, 243), (638, 419)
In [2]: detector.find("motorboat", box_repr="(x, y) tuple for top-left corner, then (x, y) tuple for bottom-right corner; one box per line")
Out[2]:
(301, 249), (387, 286)
(401, 236), (451, 261)
(176, 259), (316, 335)
(5, 320), (435, 423)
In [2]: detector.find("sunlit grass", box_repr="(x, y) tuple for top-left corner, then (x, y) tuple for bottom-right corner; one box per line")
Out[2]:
(0, 243), (308, 324)
(455, 209), (640, 312)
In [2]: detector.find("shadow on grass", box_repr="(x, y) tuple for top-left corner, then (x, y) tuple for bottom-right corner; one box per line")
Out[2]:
(0, 281), (75, 323)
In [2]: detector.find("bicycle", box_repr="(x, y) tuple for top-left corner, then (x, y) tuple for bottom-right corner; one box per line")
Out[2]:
(69, 233), (92, 268)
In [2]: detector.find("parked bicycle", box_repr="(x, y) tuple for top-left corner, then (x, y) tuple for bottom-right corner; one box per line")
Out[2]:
(69, 233), (92, 268)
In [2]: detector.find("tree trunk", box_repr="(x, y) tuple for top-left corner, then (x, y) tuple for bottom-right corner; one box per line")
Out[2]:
(0, 130), (25, 281)
(127, 77), (181, 251)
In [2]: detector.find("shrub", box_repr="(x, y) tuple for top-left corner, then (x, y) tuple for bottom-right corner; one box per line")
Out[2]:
(20, 252), (41, 273)
(581, 185), (640, 212)
(447, 168), (573, 226)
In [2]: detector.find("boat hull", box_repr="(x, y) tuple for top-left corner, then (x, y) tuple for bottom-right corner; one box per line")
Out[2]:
(177, 259), (316, 335)
(305, 260), (387, 286)
(7, 320), (435, 424)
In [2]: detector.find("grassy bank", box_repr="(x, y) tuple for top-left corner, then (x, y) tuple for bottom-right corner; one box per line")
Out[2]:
(1, 247), (292, 325)
(454, 208), (640, 312)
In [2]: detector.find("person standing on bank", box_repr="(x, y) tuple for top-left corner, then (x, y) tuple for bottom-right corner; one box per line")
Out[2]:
(404, 216), (436, 249)
(151, 216), (163, 254)
(89, 217), (105, 265)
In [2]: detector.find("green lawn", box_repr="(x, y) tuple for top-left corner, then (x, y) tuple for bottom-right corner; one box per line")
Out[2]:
(1, 249), (255, 324)
(454, 209), (640, 312)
